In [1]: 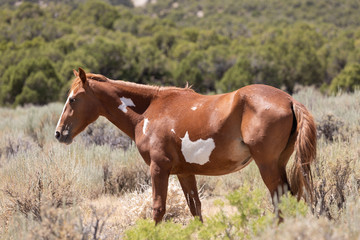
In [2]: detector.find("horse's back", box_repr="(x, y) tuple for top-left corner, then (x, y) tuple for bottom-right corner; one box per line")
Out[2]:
(237, 84), (293, 111)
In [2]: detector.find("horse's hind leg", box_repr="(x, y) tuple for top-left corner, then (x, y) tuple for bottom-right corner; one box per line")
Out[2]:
(277, 135), (297, 196)
(256, 160), (288, 201)
(177, 174), (203, 222)
(245, 130), (294, 211)
(242, 109), (295, 217)
(252, 141), (296, 219)
(243, 109), (295, 193)
(246, 147), (292, 203)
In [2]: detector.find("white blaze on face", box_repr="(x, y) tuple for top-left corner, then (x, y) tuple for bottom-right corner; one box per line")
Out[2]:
(171, 129), (176, 134)
(181, 131), (215, 165)
(56, 90), (74, 129)
(143, 118), (149, 135)
(118, 97), (135, 113)
(191, 106), (197, 111)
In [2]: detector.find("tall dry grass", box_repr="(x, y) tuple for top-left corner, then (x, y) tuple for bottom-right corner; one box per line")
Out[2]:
(0, 88), (359, 239)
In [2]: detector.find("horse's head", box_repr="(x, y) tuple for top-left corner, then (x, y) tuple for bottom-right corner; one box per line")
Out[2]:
(55, 68), (101, 144)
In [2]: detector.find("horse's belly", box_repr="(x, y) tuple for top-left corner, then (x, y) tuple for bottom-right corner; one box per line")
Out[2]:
(212, 138), (252, 173)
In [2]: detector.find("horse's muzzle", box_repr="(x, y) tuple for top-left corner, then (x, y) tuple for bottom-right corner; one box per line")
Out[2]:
(55, 130), (72, 144)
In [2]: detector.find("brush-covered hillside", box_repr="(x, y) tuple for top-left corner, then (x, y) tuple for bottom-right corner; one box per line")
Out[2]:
(0, 0), (360, 107)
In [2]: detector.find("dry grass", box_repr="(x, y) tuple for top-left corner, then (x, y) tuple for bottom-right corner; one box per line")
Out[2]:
(0, 88), (359, 239)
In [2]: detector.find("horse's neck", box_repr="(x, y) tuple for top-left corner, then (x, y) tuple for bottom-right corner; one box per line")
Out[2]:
(110, 79), (159, 110)
(93, 79), (158, 139)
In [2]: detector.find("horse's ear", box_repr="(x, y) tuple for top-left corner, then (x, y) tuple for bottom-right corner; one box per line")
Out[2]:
(73, 69), (78, 77)
(78, 67), (87, 84)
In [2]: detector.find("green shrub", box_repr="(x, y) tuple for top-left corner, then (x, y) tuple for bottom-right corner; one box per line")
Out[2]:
(329, 63), (360, 94)
(0, 57), (61, 106)
(124, 184), (313, 240)
(124, 185), (272, 239)
(125, 218), (202, 240)
(217, 56), (252, 92)
(278, 192), (309, 218)
(71, 0), (120, 29)
(198, 185), (274, 239)
(174, 51), (206, 90)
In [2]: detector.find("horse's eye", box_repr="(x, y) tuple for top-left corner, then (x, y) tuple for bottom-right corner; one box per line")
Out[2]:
(69, 98), (76, 103)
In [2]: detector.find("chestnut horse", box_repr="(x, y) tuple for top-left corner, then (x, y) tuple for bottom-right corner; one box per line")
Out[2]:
(55, 68), (316, 223)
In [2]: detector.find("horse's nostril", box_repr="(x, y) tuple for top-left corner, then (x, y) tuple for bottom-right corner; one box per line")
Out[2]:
(55, 131), (61, 139)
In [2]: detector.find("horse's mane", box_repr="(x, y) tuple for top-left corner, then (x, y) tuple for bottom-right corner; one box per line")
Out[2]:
(70, 73), (108, 94)
(69, 73), (194, 96)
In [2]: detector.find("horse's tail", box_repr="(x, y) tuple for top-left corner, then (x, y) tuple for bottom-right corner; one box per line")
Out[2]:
(290, 100), (317, 202)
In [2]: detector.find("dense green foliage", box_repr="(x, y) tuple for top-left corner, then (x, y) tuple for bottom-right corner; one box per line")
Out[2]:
(124, 185), (309, 239)
(0, 0), (359, 105)
(329, 63), (360, 93)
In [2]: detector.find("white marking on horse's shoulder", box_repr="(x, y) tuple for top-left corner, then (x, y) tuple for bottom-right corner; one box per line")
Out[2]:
(191, 106), (197, 111)
(143, 118), (149, 135)
(181, 131), (215, 165)
(56, 90), (74, 129)
(171, 129), (176, 134)
(118, 97), (135, 113)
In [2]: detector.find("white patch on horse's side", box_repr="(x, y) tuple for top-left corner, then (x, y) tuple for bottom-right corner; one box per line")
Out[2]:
(118, 97), (135, 113)
(143, 118), (149, 135)
(191, 106), (197, 111)
(171, 129), (176, 134)
(56, 90), (74, 129)
(181, 131), (215, 165)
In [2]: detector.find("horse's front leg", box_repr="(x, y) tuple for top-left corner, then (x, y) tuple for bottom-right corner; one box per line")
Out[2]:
(150, 161), (171, 224)
(177, 174), (203, 222)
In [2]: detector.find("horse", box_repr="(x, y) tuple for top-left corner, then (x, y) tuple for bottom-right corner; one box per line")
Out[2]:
(55, 68), (316, 223)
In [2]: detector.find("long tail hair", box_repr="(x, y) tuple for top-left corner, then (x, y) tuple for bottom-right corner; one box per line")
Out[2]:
(290, 100), (317, 202)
